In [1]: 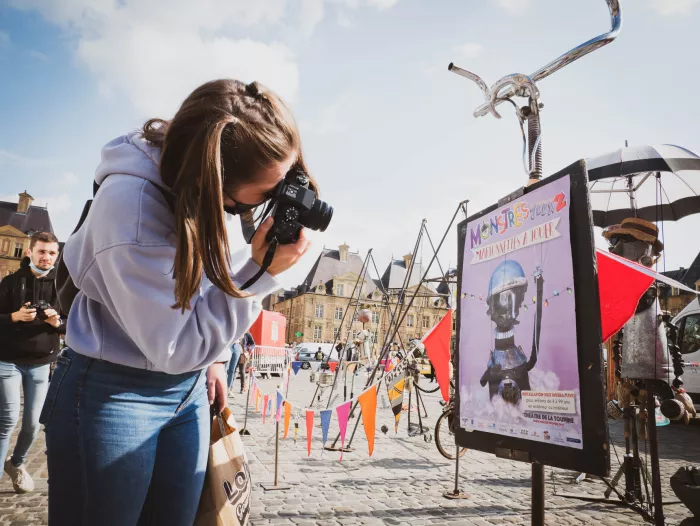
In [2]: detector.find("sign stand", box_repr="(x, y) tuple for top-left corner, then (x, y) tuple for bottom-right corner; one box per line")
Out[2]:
(532, 462), (545, 526)
(239, 373), (253, 436)
(443, 444), (470, 500)
(261, 420), (291, 492)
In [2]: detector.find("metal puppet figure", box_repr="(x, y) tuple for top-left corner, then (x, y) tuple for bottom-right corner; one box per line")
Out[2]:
(479, 260), (544, 404)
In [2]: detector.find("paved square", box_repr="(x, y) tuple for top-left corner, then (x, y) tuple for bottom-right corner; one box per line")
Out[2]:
(0, 367), (697, 525)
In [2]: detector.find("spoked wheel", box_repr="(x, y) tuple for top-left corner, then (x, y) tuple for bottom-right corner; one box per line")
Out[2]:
(435, 408), (467, 460)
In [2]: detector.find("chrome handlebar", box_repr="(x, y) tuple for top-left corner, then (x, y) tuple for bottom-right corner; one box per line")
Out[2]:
(450, 0), (622, 119)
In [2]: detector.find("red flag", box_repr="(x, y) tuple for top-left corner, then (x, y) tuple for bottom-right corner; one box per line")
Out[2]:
(597, 250), (654, 342)
(328, 361), (338, 373)
(422, 309), (453, 402)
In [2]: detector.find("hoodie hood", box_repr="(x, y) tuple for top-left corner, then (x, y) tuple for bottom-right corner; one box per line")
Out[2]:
(95, 131), (167, 190)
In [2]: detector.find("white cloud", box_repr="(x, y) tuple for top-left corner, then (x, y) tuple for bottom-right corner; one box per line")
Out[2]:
(27, 49), (48, 61)
(337, 11), (354, 27)
(299, 93), (353, 136)
(59, 172), (79, 186)
(12, 1), (299, 117)
(300, 0), (326, 37)
(493, 0), (531, 15)
(0, 149), (52, 169)
(454, 42), (484, 58)
(650, 0), (699, 15)
(365, 0), (399, 9)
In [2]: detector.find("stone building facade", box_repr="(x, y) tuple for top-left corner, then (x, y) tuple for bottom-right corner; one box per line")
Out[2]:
(0, 192), (55, 278)
(266, 244), (451, 347)
(661, 253), (700, 316)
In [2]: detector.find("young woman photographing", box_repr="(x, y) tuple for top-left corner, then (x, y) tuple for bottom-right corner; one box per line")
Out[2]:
(41, 79), (315, 525)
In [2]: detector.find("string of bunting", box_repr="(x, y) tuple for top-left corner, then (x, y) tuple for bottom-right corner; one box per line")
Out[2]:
(247, 363), (379, 460)
(460, 281), (574, 309)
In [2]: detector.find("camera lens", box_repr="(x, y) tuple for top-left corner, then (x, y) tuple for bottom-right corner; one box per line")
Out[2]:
(305, 199), (333, 232)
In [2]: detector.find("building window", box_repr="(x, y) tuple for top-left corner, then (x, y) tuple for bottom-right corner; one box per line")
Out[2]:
(13, 243), (23, 258)
(372, 311), (380, 324)
(422, 316), (430, 328)
(333, 327), (339, 338)
(335, 307), (343, 320)
(314, 325), (322, 339)
(336, 285), (344, 296)
(315, 304), (324, 318)
(407, 314), (414, 327)
(671, 287), (679, 296)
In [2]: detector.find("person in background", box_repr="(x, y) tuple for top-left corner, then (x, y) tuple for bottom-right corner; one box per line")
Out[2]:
(0, 232), (64, 493)
(315, 346), (324, 361)
(226, 339), (243, 394)
(240, 331), (255, 389)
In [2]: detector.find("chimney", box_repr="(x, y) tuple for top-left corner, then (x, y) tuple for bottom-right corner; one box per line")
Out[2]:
(339, 243), (349, 263)
(402, 253), (413, 268)
(17, 191), (34, 214)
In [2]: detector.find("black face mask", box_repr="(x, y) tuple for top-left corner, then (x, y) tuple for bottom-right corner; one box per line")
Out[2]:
(223, 200), (265, 216)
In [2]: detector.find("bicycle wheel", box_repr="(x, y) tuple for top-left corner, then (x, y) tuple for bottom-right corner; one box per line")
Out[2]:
(435, 409), (467, 460)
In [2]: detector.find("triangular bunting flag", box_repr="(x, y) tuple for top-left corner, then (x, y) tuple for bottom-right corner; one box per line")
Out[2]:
(422, 309), (453, 402)
(255, 391), (261, 412)
(358, 386), (378, 456)
(262, 394), (269, 423)
(320, 409), (333, 450)
(276, 391), (284, 422)
(305, 410), (314, 456)
(292, 361), (303, 375)
(283, 401), (292, 438)
(336, 401), (351, 461)
(328, 362), (338, 373)
(267, 398), (272, 421)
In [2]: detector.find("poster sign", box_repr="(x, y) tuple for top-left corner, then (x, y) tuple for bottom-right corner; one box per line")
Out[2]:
(454, 162), (609, 476)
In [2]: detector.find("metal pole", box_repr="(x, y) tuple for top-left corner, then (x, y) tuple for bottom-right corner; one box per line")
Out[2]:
(645, 379), (665, 526)
(532, 462), (545, 526)
(261, 417), (290, 491)
(240, 373), (253, 436)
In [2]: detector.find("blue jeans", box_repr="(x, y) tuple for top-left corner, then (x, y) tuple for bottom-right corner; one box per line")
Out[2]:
(227, 343), (242, 390)
(41, 349), (210, 526)
(0, 361), (51, 471)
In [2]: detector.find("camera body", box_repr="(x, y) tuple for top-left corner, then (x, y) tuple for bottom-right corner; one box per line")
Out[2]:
(30, 300), (52, 320)
(266, 168), (333, 245)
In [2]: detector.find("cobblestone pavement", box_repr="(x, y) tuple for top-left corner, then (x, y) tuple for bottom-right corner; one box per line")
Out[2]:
(0, 367), (698, 525)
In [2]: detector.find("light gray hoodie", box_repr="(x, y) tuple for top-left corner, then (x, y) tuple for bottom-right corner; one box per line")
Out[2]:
(63, 132), (280, 374)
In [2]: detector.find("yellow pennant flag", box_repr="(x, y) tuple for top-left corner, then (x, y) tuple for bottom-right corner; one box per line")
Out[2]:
(358, 386), (378, 456)
(283, 401), (292, 438)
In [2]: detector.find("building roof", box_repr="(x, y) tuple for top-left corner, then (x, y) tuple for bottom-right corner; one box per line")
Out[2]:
(380, 257), (430, 290)
(662, 251), (700, 289)
(302, 248), (378, 294)
(0, 201), (54, 235)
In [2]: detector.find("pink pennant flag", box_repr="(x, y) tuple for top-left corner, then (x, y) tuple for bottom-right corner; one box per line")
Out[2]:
(335, 401), (352, 462)
(250, 380), (258, 403)
(262, 394), (269, 423)
(305, 410), (315, 457)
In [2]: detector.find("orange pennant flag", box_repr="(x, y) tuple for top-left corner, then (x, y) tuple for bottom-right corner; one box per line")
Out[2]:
(283, 401), (292, 438)
(255, 392), (260, 412)
(305, 410), (314, 456)
(422, 309), (453, 402)
(358, 386), (378, 456)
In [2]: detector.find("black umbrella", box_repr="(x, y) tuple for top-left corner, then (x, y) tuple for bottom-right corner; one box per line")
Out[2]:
(587, 144), (700, 227)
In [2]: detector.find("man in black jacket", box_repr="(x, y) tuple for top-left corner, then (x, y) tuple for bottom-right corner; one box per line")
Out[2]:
(0, 232), (64, 493)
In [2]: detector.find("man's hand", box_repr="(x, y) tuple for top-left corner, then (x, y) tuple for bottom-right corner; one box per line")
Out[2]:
(43, 308), (61, 328)
(11, 303), (36, 323)
(206, 362), (228, 414)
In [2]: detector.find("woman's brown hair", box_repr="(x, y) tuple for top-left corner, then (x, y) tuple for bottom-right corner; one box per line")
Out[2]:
(142, 79), (317, 311)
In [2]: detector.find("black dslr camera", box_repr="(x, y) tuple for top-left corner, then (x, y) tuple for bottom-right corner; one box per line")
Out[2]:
(30, 300), (52, 320)
(266, 168), (333, 244)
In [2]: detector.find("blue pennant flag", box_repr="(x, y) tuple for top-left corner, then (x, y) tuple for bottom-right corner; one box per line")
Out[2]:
(267, 398), (272, 419)
(291, 361), (303, 375)
(320, 409), (333, 447)
(276, 391), (284, 422)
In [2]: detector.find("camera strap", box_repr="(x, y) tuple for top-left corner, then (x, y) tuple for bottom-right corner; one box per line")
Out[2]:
(241, 237), (279, 290)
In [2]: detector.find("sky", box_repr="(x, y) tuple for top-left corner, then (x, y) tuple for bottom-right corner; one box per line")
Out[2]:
(1, 0), (699, 290)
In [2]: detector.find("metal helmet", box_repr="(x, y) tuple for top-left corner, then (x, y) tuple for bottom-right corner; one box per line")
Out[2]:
(487, 260), (528, 302)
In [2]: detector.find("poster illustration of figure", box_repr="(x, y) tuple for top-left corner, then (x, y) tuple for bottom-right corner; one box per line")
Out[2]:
(459, 174), (584, 450)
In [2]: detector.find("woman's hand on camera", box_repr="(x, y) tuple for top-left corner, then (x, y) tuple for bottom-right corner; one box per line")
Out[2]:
(252, 217), (311, 276)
